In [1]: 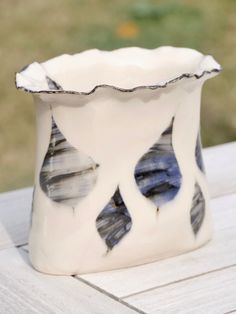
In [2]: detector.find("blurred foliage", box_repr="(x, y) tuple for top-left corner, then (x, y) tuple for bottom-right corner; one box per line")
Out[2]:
(0, 0), (235, 192)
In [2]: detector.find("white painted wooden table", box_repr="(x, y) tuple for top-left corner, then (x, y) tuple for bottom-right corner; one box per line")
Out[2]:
(0, 142), (236, 314)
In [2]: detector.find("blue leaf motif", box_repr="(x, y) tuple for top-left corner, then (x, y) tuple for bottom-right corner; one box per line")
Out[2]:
(134, 119), (182, 209)
(190, 182), (205, 235)
(96, 188), (132, 251)
(39, 76), (99, 207)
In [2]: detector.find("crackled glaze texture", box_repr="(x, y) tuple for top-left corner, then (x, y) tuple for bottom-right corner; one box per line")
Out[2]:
(16, 47), (221, 275)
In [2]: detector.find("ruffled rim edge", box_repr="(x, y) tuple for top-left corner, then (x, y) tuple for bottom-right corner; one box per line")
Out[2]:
(15, 67), (222, 96)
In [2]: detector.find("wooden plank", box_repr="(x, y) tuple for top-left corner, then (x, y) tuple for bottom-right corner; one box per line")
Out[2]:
(0, 248), (139, 314)
(204, 141), (236, 198)
(124, 265), (236, 314)
(0, 142), (235, 251)
(0, 187), (32, 250)
(79, 193), (236, 298)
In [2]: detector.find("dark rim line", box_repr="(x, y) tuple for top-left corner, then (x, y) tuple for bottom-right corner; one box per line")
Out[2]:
(15, 68), (222, 96)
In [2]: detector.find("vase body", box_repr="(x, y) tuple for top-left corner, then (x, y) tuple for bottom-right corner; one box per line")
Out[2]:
(16, 47), (221, 275)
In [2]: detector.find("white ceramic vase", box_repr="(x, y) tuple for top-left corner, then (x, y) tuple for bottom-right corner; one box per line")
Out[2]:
(16, 47), (221, 275)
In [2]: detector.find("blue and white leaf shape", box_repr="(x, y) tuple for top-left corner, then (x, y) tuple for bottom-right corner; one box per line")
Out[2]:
(96, 188), (132, 251)
(190, 182), (205, 235)
(40, 117), (99, 207)
(40, 75), (99, 207)
(134, 119), (182, 210)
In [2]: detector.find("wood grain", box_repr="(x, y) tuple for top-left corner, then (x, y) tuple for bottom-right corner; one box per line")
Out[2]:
(0, 187), (32, 250)
(0, 142), (236, 314)
(80, 193), (236, 297)
(204, 141), (236, 198)
(0, 248), (139, 314)
(124, 265), (236, 314)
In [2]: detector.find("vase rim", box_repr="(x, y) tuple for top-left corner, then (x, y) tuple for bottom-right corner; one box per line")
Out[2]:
(15, 46), (222, 96)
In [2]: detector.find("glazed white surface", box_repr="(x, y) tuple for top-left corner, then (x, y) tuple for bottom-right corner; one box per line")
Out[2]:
(16, 47), (220, 275)
(16, 46), (220, 93)
(30, 87), (210, 274)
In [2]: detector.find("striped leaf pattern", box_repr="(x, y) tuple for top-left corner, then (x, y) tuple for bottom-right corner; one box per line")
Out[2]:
(39, 76), (99, 207)
(134, 119), (182, 210)
(190, 182), (205, 235)
(195, 134), (205, 172)
(96, 188), (132, 251)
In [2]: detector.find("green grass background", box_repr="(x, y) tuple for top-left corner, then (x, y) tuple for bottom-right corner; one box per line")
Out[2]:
(0, 0), (235, 192)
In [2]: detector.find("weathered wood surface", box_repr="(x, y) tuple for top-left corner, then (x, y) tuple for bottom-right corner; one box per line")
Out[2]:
(124, 266), (236, 314)
(204, 141), (236, 198)
(0, 142), (235, 313)
(80, 193), (236, 297)
(0, 248), (138, 314)
(0, 187), (32, 250)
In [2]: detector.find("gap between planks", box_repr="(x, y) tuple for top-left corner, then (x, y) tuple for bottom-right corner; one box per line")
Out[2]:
(19, 239), (236, 313)
(18, 192), (236, 313)
(14, 192), (236, 301)
(0, 247), (139, 314)
(124, 265), (236, 314)
(74, 275), (145, 314)
(78, 192), (236, 298)
(0, 142), (235, 313)
(122, 262), (236, 299)
(17, 246), (144, 314)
